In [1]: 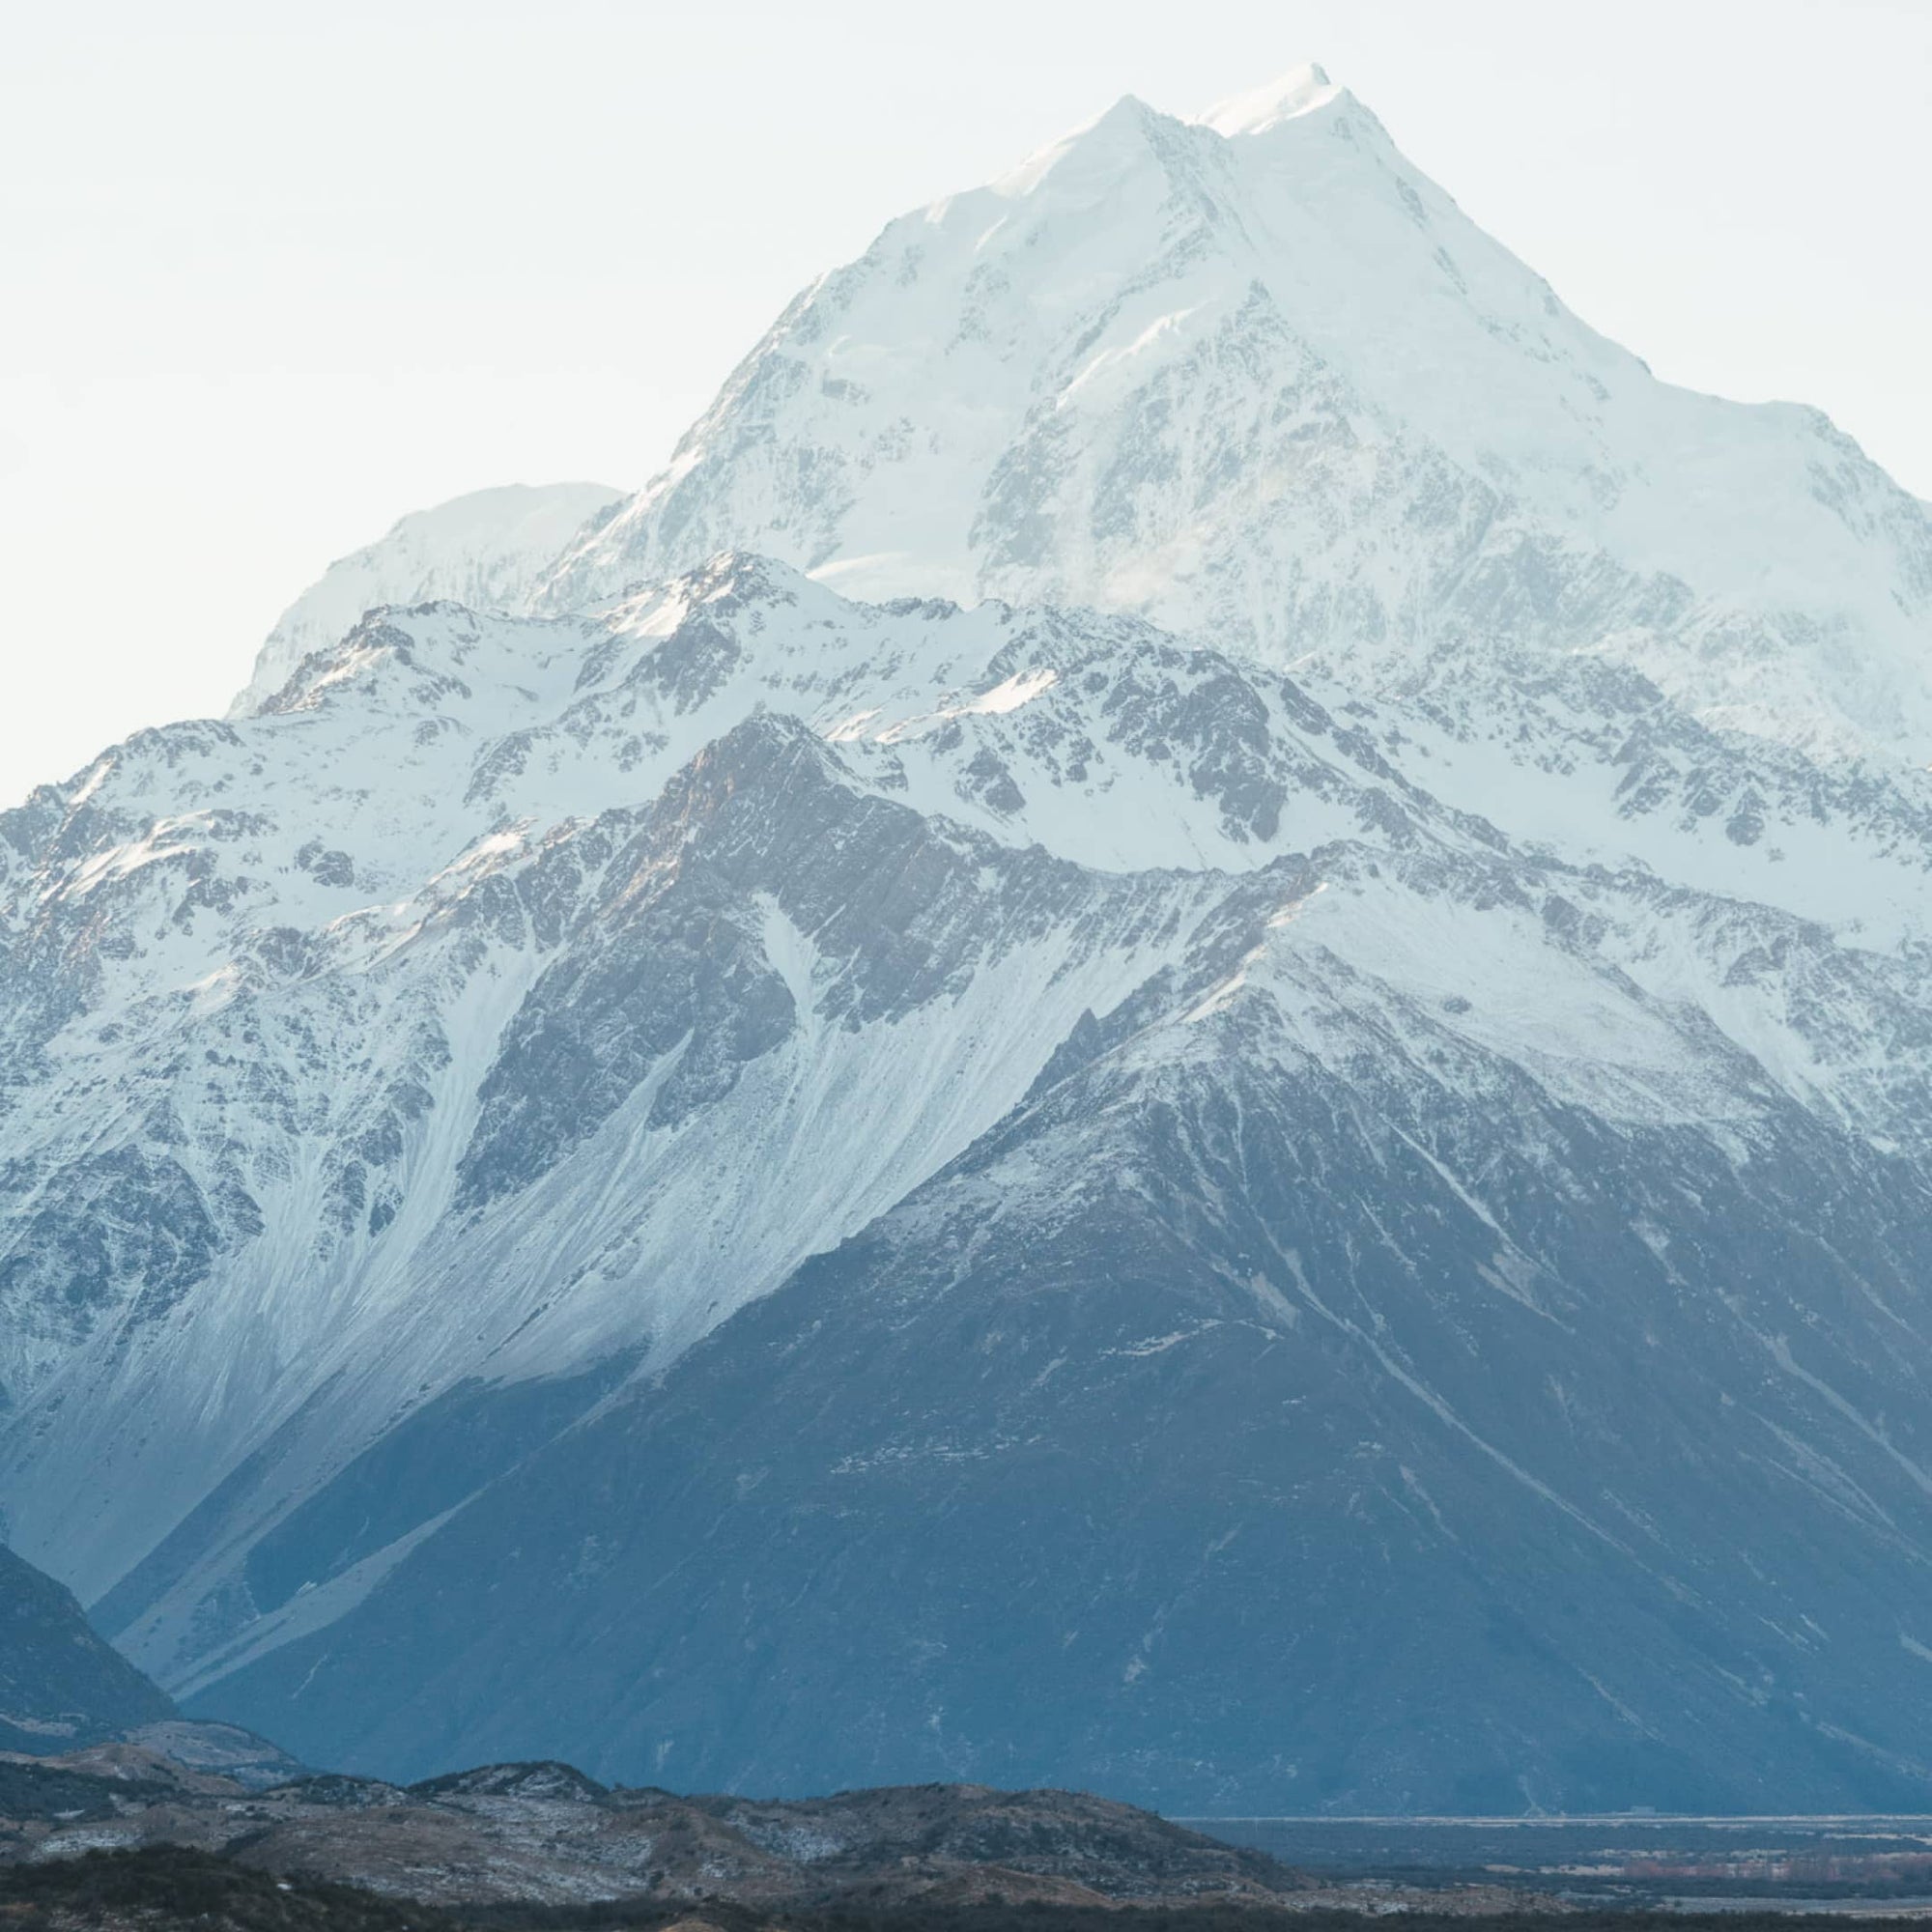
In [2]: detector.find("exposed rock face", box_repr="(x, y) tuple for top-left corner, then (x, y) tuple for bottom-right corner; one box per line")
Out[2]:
(5, 70), (1932, 1814)
(0, 1759), (1309, 1910)
(0, 1545), (172, 1753)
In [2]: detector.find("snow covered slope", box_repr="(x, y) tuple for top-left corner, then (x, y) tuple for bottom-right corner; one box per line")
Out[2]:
(6, 69), (1932, 1810)
(234, 482), (623, 716)
(9, 554), (1932, 1806)
(541, 68), (1932, 760)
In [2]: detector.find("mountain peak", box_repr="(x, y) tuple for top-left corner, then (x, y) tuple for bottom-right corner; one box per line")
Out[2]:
(539, 68), (1932, 761)
(990, 89), (1182, 200)
(1195, 63), (1343, 136)
(233, 479), (624, 718)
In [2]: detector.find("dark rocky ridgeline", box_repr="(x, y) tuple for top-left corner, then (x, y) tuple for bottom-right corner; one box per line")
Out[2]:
(0, 1846), (459, 1932)
(217, 1773), (1318, 1909)
(0, 1843), (1593, 1932)
(0, 1755), (171, 1822)
(674, 1782), (1310, 1902)
(0, 1542), (172, 1753)
(0, 1760), (1318, 1913)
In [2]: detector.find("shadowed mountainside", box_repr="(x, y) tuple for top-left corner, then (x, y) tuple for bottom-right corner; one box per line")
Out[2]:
(0, 1543), (172, 1754)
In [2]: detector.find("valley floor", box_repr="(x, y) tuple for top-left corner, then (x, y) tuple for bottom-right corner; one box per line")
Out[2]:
(14, 1846), (1932, 1932)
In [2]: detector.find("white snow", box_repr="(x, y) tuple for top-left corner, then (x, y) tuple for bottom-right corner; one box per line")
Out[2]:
(1195, 63), (1344, 136)
(233, 481), (623, 716)
(541, 76), (1932, 766)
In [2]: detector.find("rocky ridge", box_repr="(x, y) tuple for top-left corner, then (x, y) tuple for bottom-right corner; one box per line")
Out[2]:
(0, 1752), (1322, 1911)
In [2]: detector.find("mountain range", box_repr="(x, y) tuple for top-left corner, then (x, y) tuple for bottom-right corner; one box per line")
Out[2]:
(5, 65), (1932, 1812)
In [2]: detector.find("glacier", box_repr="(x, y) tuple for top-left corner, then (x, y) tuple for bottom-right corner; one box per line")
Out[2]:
(3, 67), (1932, 1811)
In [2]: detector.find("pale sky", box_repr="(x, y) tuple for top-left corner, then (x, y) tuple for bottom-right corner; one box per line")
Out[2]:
(3, 0), (1927, 808)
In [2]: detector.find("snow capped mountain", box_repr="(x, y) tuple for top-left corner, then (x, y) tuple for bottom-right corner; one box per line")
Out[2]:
(12, 554), (1932, 1806)
(0, 567), (1239, 1610)
(5, 68), (1932, 1810)
(541, 68), (1932, 760)
(234, 482), (623, 717)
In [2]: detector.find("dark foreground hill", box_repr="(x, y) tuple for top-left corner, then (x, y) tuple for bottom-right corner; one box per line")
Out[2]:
(14, 1848), (1927, 1932)
(0, 1751), (1549, 1916)
(0, 1753), (1309, 1909)
(0, 1846), (446, 1932)
(0, 1542), (172, 1753)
